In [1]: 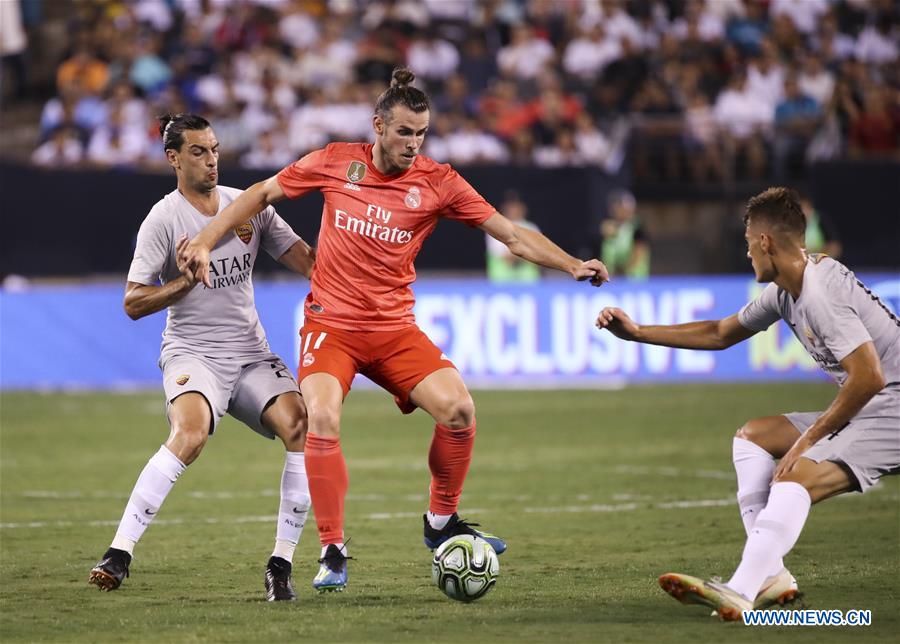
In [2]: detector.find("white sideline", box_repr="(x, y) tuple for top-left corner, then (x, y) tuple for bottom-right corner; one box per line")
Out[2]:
(0, 499), (732, 529)
(2, 492), (896, 529)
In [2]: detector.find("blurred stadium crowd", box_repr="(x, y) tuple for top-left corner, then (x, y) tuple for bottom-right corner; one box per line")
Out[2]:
(12, 0), (900, 181)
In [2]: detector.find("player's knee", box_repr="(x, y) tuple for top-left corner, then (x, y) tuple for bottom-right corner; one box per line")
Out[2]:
(735, 419), (765, 445)
(168, 423), (208, 464)
(278, 415), (307, 450)
(306, 405), (340, 437)
(438, 396), (476, 430)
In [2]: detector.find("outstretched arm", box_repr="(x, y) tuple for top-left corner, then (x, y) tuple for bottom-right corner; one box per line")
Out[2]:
(774, 342), (885, 480)
(479, 212), (609, 285)
(180, 176), (287, 286)
(595, 308), (757, 350)
(278, 239), (316, 279)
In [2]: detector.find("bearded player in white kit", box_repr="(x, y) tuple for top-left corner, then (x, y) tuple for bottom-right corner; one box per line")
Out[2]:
(88, 114), (316, 601)
(597, 187), (899, 620)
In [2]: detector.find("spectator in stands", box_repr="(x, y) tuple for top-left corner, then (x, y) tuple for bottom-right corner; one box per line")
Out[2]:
(32, 126), (84, 168)
(240, 127), (295, 170)
(286, 18), (356, 90)
(812, 11), (856, 63)
(534, 127), (584, 168)
(406, 28), (460, 88)
(508, 128), (536, 166)
(485, 191), (541, 284)
(849, 86), (900, 156)
(85, 103), (148, 167)
(528, 85), (583, 146)
(713, 68), (771, 179)
(600, 189), (650, 280)
(773, 75), (823, 180)
(683, 91), (725, 182)
(497, 23), (555, 81)
(170, 22), (216, 79)
(104, 81), (148, 130)
(669, 0), (726, 44)
(433, 74), (478, 119)
(854, 13), (898, 65)
(278, 0), (319, 51)
(57, 46), (108, 97)
(563, 23), (622, 83)
(725, 0), (769, 57)
(770, 0), (829, 36)
(573, 112), (613, 167)
(444, 115), (509, 165)
(747, 38), (785, 110)
(630, 76), (682, 181)
(797, 53), (835, 107)
(457, 33), (498, 93)
(39, 84), (103, 143)
(129, 34), (172, 97)
(596, 0), (645, 50)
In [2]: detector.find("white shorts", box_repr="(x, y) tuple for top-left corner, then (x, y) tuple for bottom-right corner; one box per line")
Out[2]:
(785, 388), (900, 493)
(161, 352), (300, 439)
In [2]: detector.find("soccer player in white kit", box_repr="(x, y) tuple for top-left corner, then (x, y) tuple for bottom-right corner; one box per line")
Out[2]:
(596, 187), (899, 620)
(89, 114), (316, 601)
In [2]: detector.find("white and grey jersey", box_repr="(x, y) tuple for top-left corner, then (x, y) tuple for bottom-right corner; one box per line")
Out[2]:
(127, 185), (301, 360)
(739, 255), (900, 387)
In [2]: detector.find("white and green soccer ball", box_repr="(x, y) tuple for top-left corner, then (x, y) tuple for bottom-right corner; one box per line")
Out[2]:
(431, 534), (499, 602)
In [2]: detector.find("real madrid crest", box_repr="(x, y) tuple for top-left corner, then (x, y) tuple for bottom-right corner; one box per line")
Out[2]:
(234, 223), (253, 244)
(347, 161), (366, 183)
(405, 186), (421, 209)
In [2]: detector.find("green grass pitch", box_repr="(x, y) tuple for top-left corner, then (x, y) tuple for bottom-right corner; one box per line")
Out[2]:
(1, 384), (897, 642)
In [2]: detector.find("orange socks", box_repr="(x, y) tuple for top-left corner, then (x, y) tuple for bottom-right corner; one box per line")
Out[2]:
(428, 422), (476, 515)
(305, 434), (348, 546)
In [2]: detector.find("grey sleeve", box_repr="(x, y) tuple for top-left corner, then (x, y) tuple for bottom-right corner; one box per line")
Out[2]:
(737, 283), (782, 331)
(127, 208), (171, 285)
(258, 206), (302, 261)
(806, 279), (873, 363)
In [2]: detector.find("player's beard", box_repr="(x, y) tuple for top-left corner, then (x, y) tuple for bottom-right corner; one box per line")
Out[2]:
(194, 170), (218, 193)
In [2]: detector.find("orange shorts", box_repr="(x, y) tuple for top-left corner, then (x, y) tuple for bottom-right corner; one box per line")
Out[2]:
(297, 321), (457, 414)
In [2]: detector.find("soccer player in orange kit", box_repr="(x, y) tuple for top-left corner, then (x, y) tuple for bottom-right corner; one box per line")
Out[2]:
(180, 68), (609, 592)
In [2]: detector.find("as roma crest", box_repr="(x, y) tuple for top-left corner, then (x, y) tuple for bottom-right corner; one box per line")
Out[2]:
(176, 374), (190, 386)
(234, 223), (253, 244)
(347, 161), (366, 183)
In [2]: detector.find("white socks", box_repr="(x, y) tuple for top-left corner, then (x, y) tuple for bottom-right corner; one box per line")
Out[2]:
(272, 451), (310, 563)
(427, 512), (452, 530)
(111, 445), (186, 555)
(727, 482), (811, 601)
(732, 437), (785, 578)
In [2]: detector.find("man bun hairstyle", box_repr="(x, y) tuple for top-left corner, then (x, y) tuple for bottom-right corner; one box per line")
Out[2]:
(744, 187), (806, 237)
(375, 67), (429, 122)
(159, 113), (211, 151)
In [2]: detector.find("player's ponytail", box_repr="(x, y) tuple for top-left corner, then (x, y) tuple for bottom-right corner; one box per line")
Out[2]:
(375, 67), (429, 122)
(158, 113), (211, 151)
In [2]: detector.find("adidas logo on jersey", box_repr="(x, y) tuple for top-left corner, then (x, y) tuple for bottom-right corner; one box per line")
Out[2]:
(343, 182), (361, 192)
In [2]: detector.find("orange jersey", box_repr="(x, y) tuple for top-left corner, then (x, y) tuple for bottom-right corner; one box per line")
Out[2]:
(277, 142), (496, 330)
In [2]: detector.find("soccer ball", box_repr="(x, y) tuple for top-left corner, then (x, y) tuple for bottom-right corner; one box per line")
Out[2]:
(431, 534), (499, 602)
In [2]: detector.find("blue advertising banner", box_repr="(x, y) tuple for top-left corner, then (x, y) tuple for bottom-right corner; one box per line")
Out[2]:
(1, 275), (897, 390)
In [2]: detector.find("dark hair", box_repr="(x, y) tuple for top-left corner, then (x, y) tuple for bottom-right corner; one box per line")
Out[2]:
(374, 68), (430, 122)
(743, 187), (806, 236)
(158, 113), (211, 151)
